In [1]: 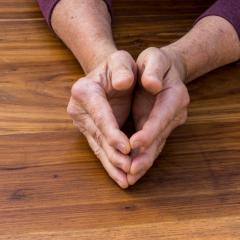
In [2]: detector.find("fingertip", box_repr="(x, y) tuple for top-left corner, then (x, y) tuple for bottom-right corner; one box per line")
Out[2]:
(117, 142), (131, 155)
(120, 182), (129, 189)
(112, 71), (135, 91)
(141, 74), (163, 95)
(130, 133), (144, 150)
(127, 174), (138, 186)
(109, 166), (129, 189)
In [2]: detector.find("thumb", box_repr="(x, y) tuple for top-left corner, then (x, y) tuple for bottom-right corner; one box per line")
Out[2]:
(109, 51), (137, 91)
(137, 48), (170, 95)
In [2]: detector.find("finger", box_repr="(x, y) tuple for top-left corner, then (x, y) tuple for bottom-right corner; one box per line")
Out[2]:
(129, 136), (164, 178)
(102, 139), (132, 173)
(109, 50), (136, 91)
(127, 140), (165, 185)
(129, 111), (187, 177)
(85, 133), (129, 189)
(130, 83), (188, 150)
(73, 113), (132, 173)
(71, 80), (131, 155)
(137, 47), (170, 95)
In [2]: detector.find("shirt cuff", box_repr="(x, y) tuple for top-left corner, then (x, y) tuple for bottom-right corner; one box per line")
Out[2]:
(37, 0), (112, 29)
(196, 0), (240, 38)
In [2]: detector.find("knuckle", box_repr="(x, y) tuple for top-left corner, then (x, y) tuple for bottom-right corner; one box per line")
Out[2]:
(93, 112), (105, 129)
(146, 47), (159, 54)
(110, 50), (132, 61)
(71, 78), (89, 99)
(109, 153), (122, 168)
(67, 101), (88, 123)
(138, 47), (159, 62)
(92, 146), (102, 159)
(106, 134), (117, 148)
(93, 130), (103, 147)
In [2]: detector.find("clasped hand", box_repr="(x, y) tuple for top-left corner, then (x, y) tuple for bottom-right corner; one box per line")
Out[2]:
(67, 47), (190, 188)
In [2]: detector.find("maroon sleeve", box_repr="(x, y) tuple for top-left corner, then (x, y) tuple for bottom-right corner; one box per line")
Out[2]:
(37, 0), (112, 28)
(197, 0), (240, 37)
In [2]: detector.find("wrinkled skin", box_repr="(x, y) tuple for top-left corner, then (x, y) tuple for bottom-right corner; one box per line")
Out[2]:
(67, 50), (137, 188)
(128, 47), (190, 185)
(68, 48), (190, 188)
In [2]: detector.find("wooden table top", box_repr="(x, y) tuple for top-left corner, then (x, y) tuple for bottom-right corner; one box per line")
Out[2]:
(0, 0), (239, 239)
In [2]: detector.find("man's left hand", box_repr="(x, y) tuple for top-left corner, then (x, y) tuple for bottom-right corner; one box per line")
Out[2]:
(128, 47), (190, 185)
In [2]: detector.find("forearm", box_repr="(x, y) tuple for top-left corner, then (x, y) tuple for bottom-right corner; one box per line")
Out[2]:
(167, 16), (240, 83)
(51, 0), (116, 73)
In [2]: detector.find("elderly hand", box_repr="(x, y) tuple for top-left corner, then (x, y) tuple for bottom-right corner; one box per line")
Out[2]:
(128, 47), (190, 185)
(67, 50), (137, 188)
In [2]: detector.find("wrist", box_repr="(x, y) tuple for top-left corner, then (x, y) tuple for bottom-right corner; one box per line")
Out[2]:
(161, 45), (188, 84)
(77, 43), (118, 73)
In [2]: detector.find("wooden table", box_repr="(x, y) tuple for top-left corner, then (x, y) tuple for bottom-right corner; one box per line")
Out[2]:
(0, 1), (240, 239)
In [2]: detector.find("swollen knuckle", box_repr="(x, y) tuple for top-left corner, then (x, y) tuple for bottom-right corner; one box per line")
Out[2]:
(71, 78), (89, 99)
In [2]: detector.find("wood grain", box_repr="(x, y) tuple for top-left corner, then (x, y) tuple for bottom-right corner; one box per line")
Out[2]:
(0, 0), (239, 239)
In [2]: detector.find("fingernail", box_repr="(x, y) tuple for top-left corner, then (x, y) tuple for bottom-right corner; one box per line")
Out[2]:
(118, 143), (129, 154)
(131, 141), (141, 150)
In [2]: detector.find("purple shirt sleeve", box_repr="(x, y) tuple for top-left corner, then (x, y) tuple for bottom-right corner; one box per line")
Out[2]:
(37, 0), (112, 28)
(197, 0), (240, 37)
(38, 0), (240, 38)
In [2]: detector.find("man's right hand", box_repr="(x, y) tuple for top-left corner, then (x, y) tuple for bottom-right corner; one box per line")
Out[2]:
(67, 50), (137, 188)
